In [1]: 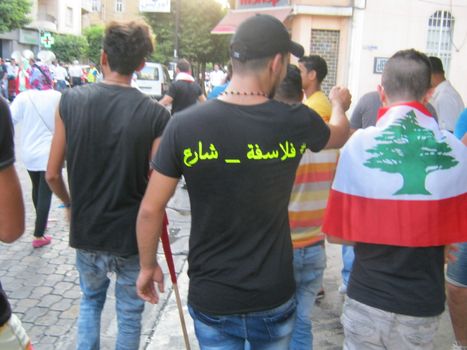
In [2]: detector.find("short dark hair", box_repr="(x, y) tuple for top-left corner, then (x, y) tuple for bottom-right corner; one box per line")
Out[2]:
(382, 49), (432, 101)
(429, 56), (444, 74)
(103, 20), (154, 75)
(299, 55), (328, 83)
(177, 59), (191, 73)
(231, 54), (280, 75)
(274, 64), (302, 103)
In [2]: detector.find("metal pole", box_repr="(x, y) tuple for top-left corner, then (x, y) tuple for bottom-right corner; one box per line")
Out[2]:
(174, 0), (180, 59)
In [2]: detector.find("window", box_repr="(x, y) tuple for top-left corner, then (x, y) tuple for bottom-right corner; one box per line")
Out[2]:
(92, 0), (100, 12)
(115, 0), (123, 12)
(66, 7), (73, 27)
(426, 10), (454, 73)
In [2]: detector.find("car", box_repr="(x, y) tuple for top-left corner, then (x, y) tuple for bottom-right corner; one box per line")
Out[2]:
(135, 62), (171, 100)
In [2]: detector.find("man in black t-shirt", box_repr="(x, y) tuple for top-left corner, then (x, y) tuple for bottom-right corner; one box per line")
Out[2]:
(159, 58), (205, 114)
(0, 97), (31, 349)
(136, 15), (350, 349)
(46, 21), (170, 349)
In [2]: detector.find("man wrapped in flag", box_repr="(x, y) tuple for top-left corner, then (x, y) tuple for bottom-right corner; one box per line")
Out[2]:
(323, 49), (467, 350)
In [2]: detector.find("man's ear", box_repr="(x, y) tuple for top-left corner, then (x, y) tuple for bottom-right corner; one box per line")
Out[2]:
(135, 59), (146, 73)
(308, 69), (317, 82)
(377, 84), (388, 107)
(100, 50), (107, 67)
(271, 53), (283, 74)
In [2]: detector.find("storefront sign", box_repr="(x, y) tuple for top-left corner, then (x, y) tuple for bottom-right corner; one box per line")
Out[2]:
(237, 0), (289, 9)
(19, 29), (39, 45)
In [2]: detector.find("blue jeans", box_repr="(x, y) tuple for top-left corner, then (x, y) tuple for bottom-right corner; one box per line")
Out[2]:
(447, 242), (467, 287)
(188, 297), (296, 350)
(75, 249), (145, 350)
(342, 245), (355, 287)
(290, 243), (326, 350)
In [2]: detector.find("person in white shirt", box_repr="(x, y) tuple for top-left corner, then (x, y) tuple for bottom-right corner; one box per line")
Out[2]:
(51, 61), (68, 91)
(68, 60), (83, 87)
(429, 56), (464, 132)
(209, 63), (226, 88)
(10, 66), (61, 248)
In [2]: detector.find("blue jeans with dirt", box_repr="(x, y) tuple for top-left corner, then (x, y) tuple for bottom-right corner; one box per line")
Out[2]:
(290, 242), (326, 350)
(189, 297), (296, 350)
(75, 249), (144, 350)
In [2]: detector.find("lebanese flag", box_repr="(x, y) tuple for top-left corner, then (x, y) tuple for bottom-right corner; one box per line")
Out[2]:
(322, 102), (467, 247)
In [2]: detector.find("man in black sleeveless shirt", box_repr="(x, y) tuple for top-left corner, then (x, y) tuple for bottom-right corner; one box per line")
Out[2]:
(46, 21), (170, 349)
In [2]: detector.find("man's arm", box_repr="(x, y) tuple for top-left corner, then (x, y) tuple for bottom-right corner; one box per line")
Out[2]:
(198, 94), (206, 103)
(46, 109), (71, 215)
(324, 86), (351, 149)
(159, 95), (173, 107)
(0, 165), (24, 243)
(136, 171), (178, 303)
(461, 133), (467, 146)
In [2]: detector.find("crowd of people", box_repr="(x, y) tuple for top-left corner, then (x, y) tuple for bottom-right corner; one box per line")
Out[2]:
(0, 57), (100, 103)
(0, 14), (466, 350)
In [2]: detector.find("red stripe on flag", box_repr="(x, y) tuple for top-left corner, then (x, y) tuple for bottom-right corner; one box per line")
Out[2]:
(323, 190), (467, 247)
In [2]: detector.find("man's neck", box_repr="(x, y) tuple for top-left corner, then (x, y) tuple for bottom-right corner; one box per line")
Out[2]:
(102, 71), (132, 87)
(303, 83), (320, 99)
(218, 75), (269, 105)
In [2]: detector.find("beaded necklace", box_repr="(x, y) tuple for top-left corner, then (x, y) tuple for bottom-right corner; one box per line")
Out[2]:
(221, 90), (268, 97)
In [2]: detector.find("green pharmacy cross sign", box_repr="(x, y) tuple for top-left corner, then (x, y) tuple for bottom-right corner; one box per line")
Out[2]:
(40, 32), (55, 48)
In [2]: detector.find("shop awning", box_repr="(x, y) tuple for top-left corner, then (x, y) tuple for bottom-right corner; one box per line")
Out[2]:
(211, 7), (293, 34)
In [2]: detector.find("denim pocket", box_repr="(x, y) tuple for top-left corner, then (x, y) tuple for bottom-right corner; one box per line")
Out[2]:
(189, 306), (225, 326)
(264, 299), (296, 338)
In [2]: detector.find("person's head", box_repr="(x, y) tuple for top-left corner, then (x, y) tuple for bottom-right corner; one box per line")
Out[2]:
(274, 64), (303, 104)
(298, 55), (328, 92)
(73, 59), (79, 65)
(379, 49), (432, 105)
(102, 20), (154, 76)
(229, 14), (304, 96)
(428, 56), (445, 88)
(176, 58), (191, 73)
(213, 64), (220, 71)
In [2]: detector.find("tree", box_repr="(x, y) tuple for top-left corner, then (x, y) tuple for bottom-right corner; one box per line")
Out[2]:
(364, 110), (459, 195)
(145, 0), (230, 72)
(84, 25), (104, 66)
(0, 0), (31, 34)
(52, 34), (88, 64)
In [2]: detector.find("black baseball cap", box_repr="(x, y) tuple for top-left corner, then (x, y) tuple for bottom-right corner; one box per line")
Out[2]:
(230, 14), (304, 62)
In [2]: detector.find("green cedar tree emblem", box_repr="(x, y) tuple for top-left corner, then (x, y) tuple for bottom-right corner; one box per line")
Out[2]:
(364, 110), (458, 195)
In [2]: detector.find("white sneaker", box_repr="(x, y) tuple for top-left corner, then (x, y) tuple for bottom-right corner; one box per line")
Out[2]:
(338, 284), (347, 294)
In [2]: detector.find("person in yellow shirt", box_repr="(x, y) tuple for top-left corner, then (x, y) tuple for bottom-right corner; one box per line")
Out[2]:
(299, 55), (332, 121)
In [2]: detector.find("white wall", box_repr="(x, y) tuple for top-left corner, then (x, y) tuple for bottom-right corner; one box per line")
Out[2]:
(56, 0), (83, 35)
(348, 0), (467, 107)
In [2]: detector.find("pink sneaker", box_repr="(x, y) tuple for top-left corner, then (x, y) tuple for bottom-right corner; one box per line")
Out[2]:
(32, 235), (52, 248)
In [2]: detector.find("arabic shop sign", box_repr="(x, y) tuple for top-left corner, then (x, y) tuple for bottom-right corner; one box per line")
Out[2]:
(183, 140), (306, 168)
(236, 0), (289, 9)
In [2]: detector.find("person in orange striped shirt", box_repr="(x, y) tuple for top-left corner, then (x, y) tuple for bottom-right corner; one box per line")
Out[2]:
(276, 59), (339, 350)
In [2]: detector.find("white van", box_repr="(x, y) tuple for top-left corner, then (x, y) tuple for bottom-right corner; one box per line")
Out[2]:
(135, 62), (171, 100)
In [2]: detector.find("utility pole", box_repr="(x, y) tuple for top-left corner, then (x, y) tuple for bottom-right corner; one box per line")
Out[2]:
(174, 0), (180, 59)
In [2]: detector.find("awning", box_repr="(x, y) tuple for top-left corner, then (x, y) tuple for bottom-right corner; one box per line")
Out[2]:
(211, 7), (293, 34)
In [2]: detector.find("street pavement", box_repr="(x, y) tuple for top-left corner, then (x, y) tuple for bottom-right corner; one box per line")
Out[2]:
(0, 127), (456, 349)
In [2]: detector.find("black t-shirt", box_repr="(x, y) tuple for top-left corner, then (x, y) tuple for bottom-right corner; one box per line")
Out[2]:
(348, 243), (445, 317)
(153, 99), (330, 314)
(168, 80), (202, 114)
(0, 98), (14, 170)
(0, 98), (14, 325)
(60, 83), (170, 256)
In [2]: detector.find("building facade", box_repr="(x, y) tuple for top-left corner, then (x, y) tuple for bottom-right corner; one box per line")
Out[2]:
(0, 0), (92, 59)
(214, 0), (466, 105)
(85, 0), (143, 27)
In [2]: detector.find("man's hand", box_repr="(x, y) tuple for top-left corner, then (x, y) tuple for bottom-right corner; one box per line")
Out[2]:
(329, 86), (352, 112)
(137, 265), (165, 304)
